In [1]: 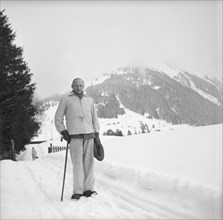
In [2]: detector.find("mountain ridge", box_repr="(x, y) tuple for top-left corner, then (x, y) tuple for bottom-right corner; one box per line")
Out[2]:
(85, 65), (222, 126)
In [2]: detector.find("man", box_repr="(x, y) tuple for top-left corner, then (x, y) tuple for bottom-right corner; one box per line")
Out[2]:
(54, 78), (100, 200)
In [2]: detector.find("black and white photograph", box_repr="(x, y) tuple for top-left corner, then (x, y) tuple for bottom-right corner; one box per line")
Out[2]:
(0, 0), (222, 219)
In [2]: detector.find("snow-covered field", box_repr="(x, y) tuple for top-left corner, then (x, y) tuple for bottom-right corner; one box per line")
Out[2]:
(1, 124), (222, 219)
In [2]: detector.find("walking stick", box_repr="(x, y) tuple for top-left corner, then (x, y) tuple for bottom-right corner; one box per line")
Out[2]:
(61, 141), (69, 201)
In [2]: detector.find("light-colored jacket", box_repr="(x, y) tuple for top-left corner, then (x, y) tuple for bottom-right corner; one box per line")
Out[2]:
(54, 91), (100, 135)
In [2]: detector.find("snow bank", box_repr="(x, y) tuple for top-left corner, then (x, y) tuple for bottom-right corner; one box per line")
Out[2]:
(96, 160), (222, 219)
(102, 124), (222, 191)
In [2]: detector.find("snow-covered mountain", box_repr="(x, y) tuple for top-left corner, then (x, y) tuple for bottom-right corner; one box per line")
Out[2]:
(87, 65), (222, 126)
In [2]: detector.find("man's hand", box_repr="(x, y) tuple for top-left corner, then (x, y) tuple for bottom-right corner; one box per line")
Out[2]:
(61, 130), (71, 143)
(95, 132), (101, 146)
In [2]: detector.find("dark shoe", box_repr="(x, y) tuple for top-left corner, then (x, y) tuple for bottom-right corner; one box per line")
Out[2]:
(71, 194), (82, 200)
(83, 190), (97, 198)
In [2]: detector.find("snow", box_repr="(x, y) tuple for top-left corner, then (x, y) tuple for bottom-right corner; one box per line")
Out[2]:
(100, 107), (170, 136)
(148, 63), (183, 80)
(1, 124), (222, 219)
(204, 75), (219, 87)
(148, 63), (221, 106)
(34, 101), (61, 142)
(156, 65), (221, 106)
(152, 85), (161, 90)
(91, 73), (110, 86)
(189, 80), (221, 106)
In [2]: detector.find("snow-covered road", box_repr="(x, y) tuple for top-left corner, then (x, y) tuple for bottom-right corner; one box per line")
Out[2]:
(1, 156), (195, 219)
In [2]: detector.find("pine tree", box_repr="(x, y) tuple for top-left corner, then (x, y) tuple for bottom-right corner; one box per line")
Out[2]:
(0, 10), (41, 157)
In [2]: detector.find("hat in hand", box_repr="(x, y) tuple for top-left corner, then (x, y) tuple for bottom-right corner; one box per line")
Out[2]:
(94, 139), (104, 161)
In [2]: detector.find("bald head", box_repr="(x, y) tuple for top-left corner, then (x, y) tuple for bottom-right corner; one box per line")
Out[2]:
(71, 78), (85, 94)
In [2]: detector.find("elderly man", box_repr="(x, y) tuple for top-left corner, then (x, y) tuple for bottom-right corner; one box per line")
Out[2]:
(54, 78), (100, 200)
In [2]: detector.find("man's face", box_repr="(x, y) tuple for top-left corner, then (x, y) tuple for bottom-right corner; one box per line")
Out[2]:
(72, 79), (84, 94)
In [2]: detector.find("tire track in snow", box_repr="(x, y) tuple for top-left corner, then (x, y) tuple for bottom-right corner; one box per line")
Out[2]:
(47, 160), (196, 219)
(97, 178), (197, 219)
(23, 161), (69, 219)
(47, 160), (158, 219)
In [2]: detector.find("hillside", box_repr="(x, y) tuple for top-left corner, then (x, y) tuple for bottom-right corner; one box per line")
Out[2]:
(86, 66), (222, 126)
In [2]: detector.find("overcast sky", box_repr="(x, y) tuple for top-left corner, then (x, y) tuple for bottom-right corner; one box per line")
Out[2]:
(2, 1), (222, 99)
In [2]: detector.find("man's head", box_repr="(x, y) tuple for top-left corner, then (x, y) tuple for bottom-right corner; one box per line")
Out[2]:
(71, 78), (85, 94)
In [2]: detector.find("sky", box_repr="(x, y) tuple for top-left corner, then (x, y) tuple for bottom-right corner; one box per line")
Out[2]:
(1, 0), (222, 99)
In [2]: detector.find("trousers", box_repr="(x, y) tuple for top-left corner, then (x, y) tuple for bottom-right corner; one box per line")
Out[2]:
(69, 138), (95, 194)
